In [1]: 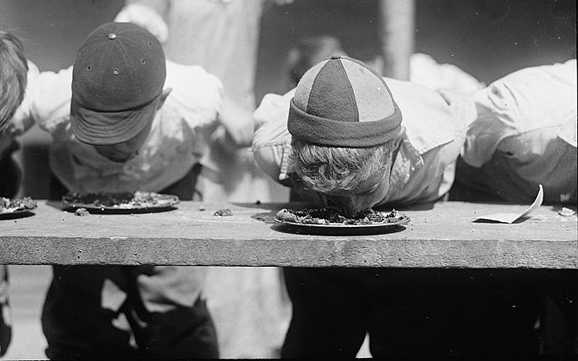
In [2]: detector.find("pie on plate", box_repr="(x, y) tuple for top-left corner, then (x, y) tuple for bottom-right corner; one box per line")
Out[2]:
(274, 207), (409, 234)
(0, 197), (37, 218)
(62, 191), (179, 214)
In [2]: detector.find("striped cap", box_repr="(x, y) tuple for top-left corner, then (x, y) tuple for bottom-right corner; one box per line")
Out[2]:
(288, 56), (403, 147)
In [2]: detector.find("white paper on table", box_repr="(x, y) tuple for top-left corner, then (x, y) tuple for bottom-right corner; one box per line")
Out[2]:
(473, 184), (544, 224)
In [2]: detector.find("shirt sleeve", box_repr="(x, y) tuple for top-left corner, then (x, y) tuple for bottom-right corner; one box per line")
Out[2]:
(463, 81), (525, 168)
(252, 90), (295, 185)
(462, 60), (577, 168)
(164, 60), (223, 131)
(13, 64), (73, 134)
(409, 53), (483, 95)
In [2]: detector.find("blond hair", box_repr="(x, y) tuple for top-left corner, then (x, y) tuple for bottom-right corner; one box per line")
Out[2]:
(291, 139), (399, 193)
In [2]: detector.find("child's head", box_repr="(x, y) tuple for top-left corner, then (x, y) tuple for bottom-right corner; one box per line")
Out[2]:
(0, 31), (28, 132)
(288, 56), (404, 214)
(287, 36), (346, 88)
(70, 22), (168, 162)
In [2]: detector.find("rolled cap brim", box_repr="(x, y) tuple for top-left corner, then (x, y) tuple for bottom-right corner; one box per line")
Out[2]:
(288, 98), (405, 148)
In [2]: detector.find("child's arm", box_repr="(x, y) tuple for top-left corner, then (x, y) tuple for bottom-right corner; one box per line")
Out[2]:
(164, 60), (223, 132)
(252, 90), (295, 187)
(165, 60), (260, 153)
(213, 96), (255, 150)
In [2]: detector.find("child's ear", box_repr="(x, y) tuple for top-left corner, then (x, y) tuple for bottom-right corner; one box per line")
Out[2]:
(157, 88), (172, 109)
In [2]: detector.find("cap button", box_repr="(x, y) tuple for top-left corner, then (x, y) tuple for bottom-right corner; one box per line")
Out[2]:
(107, 33), (117, 40)
(330, 55), (342, 60)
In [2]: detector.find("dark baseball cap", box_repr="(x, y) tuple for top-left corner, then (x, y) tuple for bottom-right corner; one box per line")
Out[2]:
(70, 22), (166, 145)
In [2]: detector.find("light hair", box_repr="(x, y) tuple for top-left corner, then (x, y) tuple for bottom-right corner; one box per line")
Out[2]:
(291, 139), (399, 193)
(0, 31), (28, 131)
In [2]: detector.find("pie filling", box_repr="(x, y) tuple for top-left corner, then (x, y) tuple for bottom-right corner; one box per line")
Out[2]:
(275, 207), (402, 225)
(62, 191), (178, 208)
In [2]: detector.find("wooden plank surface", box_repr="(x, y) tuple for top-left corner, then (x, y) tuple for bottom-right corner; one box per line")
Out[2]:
(0, 201), (576, 268)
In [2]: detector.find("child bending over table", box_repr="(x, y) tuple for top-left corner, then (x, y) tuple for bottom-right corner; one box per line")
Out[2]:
(456, 59), (577, 204)
(252, 56), (542, 358)
(455, 59), (577, 356)
(0, 30), (37, 357)
(10, 22), (233, 360)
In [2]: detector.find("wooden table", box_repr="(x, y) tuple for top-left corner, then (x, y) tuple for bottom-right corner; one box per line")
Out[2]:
(0, 201), (576, 268)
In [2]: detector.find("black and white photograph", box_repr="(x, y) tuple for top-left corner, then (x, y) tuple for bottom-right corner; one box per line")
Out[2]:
(0, 0), (576, 359)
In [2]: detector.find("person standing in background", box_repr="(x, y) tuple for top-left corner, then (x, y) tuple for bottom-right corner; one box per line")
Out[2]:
(114, 1), (292, 357)
(285, 35), (482, 95)
(116, 0), (291, 203)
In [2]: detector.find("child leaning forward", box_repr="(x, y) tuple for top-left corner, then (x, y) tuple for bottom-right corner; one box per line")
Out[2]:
(1, 30), (37, 357)
(10, 23), (230, 360)
(252, 56), (543, 358)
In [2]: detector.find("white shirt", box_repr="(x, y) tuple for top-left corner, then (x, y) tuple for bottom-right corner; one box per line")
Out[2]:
(462, 59), (577, 203)
(13, 60), (223, 193)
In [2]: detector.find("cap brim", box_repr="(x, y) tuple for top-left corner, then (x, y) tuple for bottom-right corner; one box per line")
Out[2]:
(288, 99), (404, 148)
(70, 97), (158, 145)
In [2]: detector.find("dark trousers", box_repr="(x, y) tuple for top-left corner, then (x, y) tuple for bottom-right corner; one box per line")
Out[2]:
(282, 268), (544, 359)
(0, 144), (20, 198)
(540, 271), (578, 357)
(43, 164), (218, 360)
(450, 157), (578, 358)
(0, 266), (10, 357)
(0, 144), (19, 356)
(43, 266), (217, 360)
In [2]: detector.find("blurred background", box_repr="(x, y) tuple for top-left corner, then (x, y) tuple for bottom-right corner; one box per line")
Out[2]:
(0, 0), (575, 358)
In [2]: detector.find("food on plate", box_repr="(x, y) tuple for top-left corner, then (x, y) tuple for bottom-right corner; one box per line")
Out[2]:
(213, 208), (233, 216)
(275, 207), (403, 226)
(0, 197), (37, 213)
(74, 208), (90, 216)
(62, 191), (179, 209)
